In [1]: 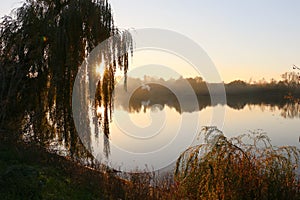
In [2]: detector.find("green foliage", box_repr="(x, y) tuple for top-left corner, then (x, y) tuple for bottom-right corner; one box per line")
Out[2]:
(0, 136), (124, 200)
(175, 127), (300, 200)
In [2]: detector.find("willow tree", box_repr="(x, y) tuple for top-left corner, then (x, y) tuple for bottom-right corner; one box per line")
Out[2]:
(0, 0), (132, 160)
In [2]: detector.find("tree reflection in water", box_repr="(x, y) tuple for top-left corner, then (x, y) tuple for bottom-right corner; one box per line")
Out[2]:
(114, 81), (300, 119)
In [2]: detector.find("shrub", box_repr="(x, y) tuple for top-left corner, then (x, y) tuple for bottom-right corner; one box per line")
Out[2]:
(175, 127), (300, 200)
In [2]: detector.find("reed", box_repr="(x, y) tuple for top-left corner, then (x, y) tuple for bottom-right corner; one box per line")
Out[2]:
(174, 127), (300, 200)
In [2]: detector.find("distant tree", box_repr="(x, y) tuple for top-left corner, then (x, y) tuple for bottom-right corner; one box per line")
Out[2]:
(284, 65), (300, 103)
(227, 80), (247, 87)
(281, 71), (300, 86)
(269, 78), (277, 85)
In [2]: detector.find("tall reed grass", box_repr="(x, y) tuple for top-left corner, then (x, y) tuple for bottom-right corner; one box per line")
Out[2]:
(174, 127), (300, 200)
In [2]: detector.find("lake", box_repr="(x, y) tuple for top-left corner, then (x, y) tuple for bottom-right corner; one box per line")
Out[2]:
(84, 85), (300, 173)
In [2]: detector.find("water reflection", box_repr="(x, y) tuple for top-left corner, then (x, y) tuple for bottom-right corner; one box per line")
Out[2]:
(280, 103), (300, 119)
(22, 74), (300, 170)
(114, 83), (300, 119)
(90, 98), (300, 172)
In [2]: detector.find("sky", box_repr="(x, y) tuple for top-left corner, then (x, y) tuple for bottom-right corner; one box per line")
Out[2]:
(1, 0), (300, 83)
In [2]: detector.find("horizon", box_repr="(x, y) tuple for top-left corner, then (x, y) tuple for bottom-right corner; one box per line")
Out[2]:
(117, 72), (294, 84)
(123, 74), (286, 84)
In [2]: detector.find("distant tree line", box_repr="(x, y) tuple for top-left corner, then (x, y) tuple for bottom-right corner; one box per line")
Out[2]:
(113, 74), (300, 116)
(116, 73), (300, 98)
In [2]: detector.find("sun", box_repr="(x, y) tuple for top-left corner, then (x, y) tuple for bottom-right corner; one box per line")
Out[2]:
(96, 105), (105, 116)
(96, 62), (105, 75)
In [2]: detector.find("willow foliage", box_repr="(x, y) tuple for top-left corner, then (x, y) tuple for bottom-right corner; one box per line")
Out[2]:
(0, 0), (132, 160)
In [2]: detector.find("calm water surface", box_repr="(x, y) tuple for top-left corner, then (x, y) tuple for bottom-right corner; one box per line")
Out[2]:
(90, 100), (300, 172)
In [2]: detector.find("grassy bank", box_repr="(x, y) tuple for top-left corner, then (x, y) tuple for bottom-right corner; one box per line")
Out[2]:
(0, 132), (129, 200)
(0, 131), (175, 199)
(1, 129), (299, 199)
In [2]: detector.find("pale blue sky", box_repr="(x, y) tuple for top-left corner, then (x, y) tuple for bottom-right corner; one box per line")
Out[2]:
(2, 0), (300, 82)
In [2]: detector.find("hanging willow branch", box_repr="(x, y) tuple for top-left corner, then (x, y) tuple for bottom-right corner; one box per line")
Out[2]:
(0, 0), (133, 160)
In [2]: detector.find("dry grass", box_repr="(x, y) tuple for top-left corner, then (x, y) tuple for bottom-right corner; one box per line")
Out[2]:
(174, 127), (300, 200)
